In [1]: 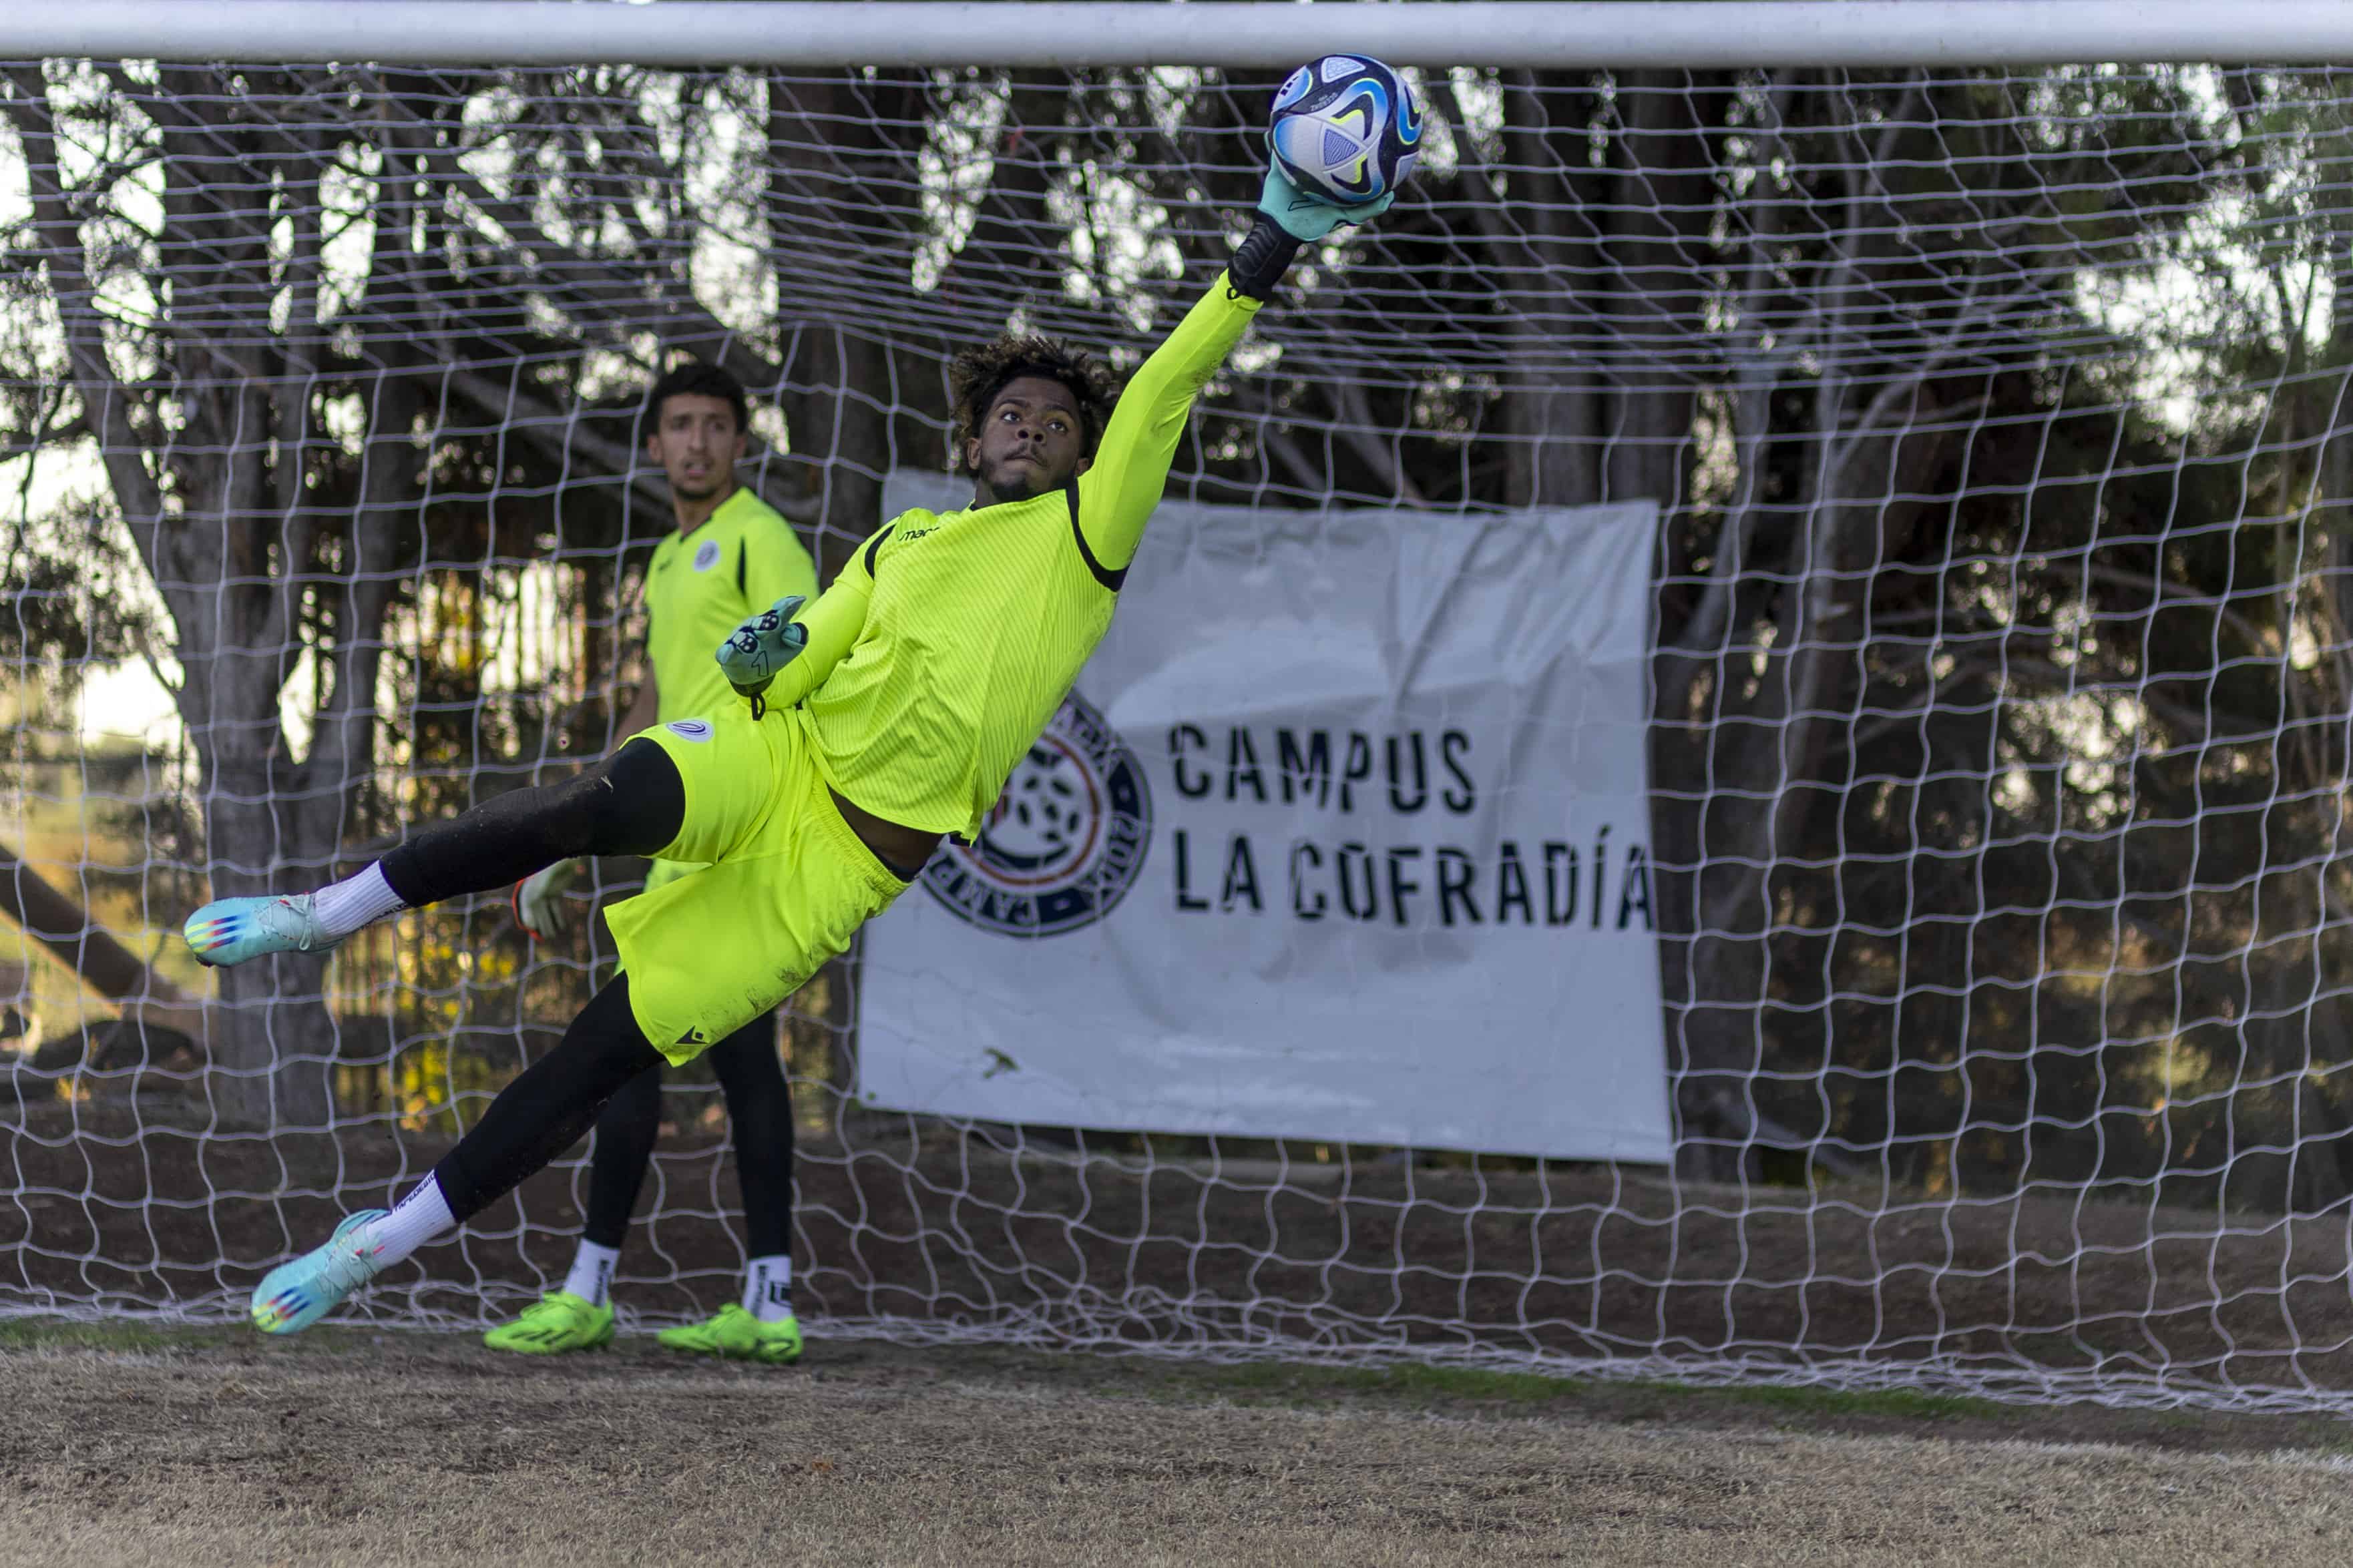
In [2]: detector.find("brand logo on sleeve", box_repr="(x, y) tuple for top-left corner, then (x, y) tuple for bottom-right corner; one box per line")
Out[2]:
(920, 689), (1151, 938)
(664, 719), (713, 742)
(692, 539), (722, 573)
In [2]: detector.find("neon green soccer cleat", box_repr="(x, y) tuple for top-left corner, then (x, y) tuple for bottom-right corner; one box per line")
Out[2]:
(482, 1291), (616, 1356)
(656, 1304), (803, 1365)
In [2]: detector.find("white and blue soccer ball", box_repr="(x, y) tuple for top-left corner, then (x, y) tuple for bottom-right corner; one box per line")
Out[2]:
(1267, 54), (1422, 208)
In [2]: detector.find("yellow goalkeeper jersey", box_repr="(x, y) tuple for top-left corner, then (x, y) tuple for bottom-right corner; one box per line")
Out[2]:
(763, 273), (1261, 838)
(644, 487), (817, 724)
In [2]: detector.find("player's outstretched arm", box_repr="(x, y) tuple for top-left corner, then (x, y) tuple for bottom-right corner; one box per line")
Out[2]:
(714, 521), (885, 710)
(1076, 167), (1394, 575)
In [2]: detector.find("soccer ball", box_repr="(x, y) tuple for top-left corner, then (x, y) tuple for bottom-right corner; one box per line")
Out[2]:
(1267, 54), (1422, 208)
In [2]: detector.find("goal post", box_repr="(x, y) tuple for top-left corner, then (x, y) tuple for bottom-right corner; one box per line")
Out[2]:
(11, 1), (2353, 69)
(9, 8), (2353, 1413)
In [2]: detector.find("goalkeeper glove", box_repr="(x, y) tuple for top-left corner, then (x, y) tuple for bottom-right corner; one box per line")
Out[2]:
(1259, 165), (1395, 241)
(512, 858), (580, 941)
(716, 593), (808, 701)
(1230, 167), (1396, 300)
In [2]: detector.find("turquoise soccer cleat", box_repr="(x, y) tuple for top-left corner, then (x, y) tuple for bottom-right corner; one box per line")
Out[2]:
(184, 893), (341, 968)
(250, 1210), (389, 1335)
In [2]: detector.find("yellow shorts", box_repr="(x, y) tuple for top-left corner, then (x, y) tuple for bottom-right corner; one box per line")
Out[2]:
(605, 706), (911, 1065)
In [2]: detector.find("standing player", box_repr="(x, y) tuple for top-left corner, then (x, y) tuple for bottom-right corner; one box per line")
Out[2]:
(184, 146), (1394, 1338)
(489, 362), (819, 1364)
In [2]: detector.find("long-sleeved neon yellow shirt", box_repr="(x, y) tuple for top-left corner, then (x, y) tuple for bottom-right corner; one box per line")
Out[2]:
(761, 273), (1261, 838)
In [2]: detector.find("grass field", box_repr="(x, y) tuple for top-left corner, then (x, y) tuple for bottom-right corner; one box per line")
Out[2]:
(3, 1318), (2350, 1566)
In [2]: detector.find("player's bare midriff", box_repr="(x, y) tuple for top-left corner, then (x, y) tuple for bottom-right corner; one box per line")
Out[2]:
(828, 786), (943, 876)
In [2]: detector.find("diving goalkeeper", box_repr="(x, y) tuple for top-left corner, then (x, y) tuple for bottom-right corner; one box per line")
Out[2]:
(184, 152), (1393, 1337)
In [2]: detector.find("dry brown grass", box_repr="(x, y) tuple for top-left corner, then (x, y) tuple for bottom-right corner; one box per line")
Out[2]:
(2, 1325), (2350, 1567)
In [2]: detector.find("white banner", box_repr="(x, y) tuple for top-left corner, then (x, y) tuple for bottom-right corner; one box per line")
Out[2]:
(856, 475), (1671, 1163)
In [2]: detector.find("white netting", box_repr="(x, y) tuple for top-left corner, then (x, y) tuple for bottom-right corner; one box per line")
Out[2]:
(8, 52), (2353, 1412)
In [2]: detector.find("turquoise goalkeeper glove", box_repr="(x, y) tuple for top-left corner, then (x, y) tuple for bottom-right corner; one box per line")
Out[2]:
(715, 594), (807, 701)
(1257, 166), (1396, 241)
(1231, 167), (1396, 299)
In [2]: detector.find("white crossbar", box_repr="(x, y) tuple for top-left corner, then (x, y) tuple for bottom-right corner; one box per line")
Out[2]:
(8, 1), (2353, 71)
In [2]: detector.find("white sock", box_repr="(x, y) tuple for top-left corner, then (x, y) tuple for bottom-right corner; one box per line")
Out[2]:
(310, 863), (409, 939)
(744, 1255), (793, 1322)
(354, 1173), (455, 1268)
(562, 1240), (621, 1308)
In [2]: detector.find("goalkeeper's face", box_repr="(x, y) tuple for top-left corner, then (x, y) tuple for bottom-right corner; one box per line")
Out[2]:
(646, 393), (748, 505)
(968, 377), (1092, 505)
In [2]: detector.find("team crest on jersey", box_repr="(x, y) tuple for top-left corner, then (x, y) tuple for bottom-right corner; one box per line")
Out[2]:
(920, 689), (1150, 938)
(692, 539), (722, 572)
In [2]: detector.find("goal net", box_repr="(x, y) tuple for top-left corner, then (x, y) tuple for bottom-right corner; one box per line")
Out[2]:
(8, 29), (2353, 1412)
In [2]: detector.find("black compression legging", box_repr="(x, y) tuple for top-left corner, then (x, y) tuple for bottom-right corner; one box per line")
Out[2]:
(582, 1012), (793, 1257)
(433, 975), (666, 1226)
(377, 739), (686, 908)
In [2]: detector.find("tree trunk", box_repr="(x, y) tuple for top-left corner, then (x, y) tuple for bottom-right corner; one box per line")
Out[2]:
(1602, 71), (1709, 511)
(1501, 71), (1599, 509)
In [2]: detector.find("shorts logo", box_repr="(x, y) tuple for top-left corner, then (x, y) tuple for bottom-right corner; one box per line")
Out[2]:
(921, 688), (1150, 938)
(665, 719), (713, 742)
(692, 539), (722, 573)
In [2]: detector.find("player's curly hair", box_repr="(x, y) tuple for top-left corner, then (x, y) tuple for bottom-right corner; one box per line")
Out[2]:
(949, 334), (1119, 473)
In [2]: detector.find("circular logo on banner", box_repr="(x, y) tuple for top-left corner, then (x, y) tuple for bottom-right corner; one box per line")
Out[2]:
(692, 539), (722, 573)
(664, 719), (713, 742)
(921, 689), (1151, 938)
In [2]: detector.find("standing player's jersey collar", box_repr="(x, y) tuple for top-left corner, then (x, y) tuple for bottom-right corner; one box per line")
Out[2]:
(670, 483), (756, 540)
(704, 484), (761, 529)
(650, 485), (757, 571)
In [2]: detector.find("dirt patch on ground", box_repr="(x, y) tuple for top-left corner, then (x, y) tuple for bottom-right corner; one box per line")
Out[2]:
(1, 1326), (2350, 1567)
(7, 1097), (2353, 1408)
